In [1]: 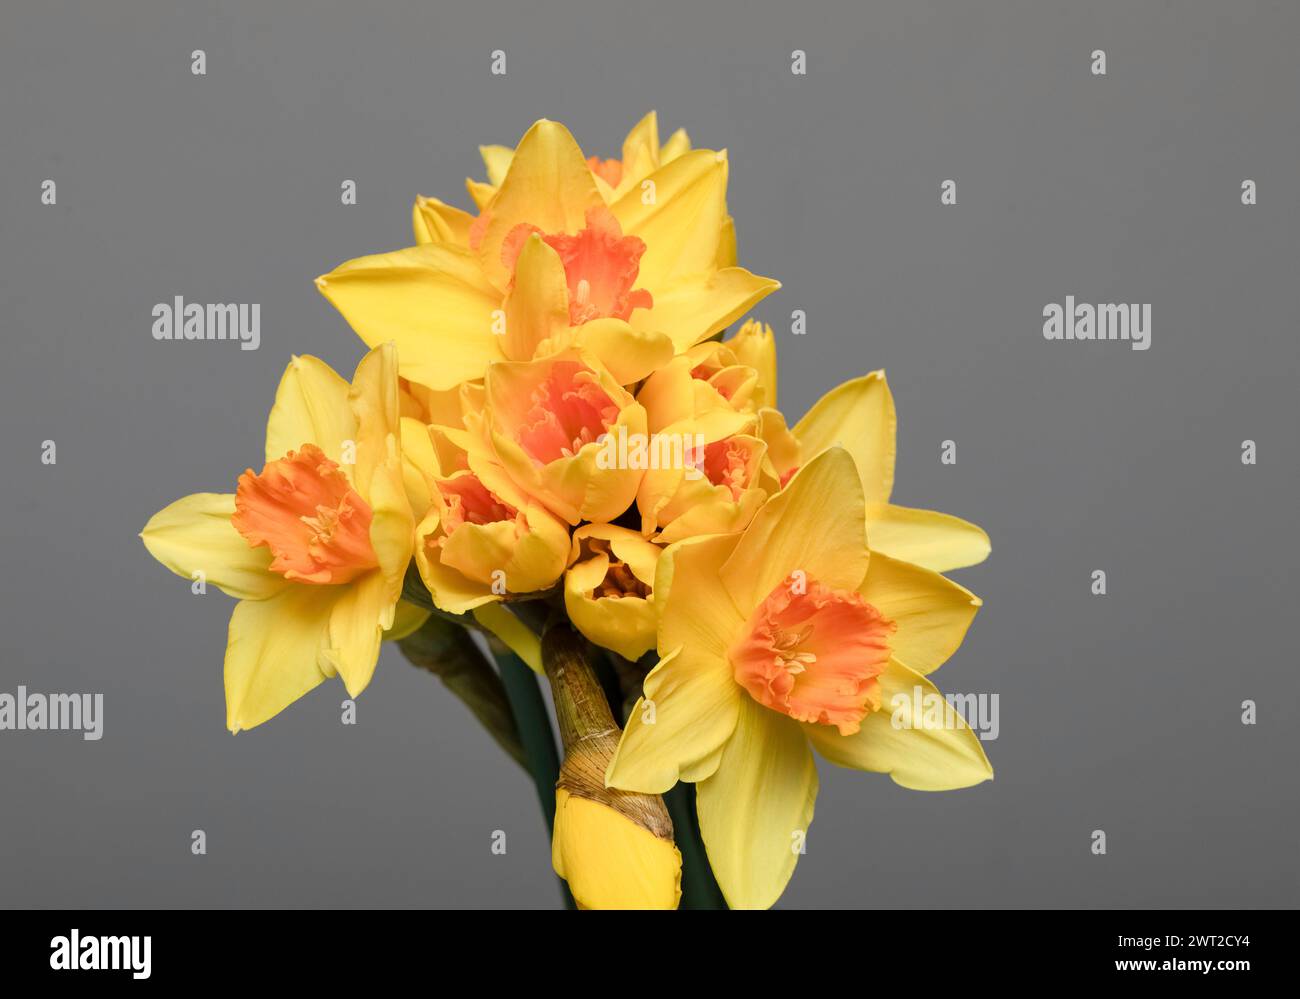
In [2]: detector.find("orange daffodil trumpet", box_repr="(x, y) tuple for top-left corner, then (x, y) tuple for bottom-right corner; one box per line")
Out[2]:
(141, 113), (993, 911)
(607, 448), (992, 909)
(141, 344), (413, 732)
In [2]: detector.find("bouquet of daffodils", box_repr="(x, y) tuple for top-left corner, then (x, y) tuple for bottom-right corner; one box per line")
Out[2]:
(141, 114), (992, 909)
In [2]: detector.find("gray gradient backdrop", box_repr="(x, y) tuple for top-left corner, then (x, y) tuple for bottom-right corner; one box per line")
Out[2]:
(1, 0), (1297, 908)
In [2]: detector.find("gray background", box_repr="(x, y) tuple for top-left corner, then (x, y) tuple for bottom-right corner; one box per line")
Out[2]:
(1, 0), (1297, 908)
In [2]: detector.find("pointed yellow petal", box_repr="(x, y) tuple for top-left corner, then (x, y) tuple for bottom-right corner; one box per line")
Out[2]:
(618, 111), (661, 188)
(729, 319), (777, 408)
(793, 370), (896, 505)
(472, 602), (543, 673)
(502, 233), (569, 361)
(719, 447), (867, 614)
(607, 649), (741, 794)
(412, 195), (474, 247)
(866, 503), (991, 572)
(141, 493), (283, 600)
(264, 355), (354, 465)
(696, 698), (817, 910)
(324, 570), (387, 698)
(607, 534), (746, 793)
(478, 120), (603, 289)
(316, 244), (504, 390)
(466, 178), (495, 211)
(656, 533), (746, 671)
(349, 344), (414, 601)
(630, 267), (779, 352)
(715, 215), (737, 269)
(860, 552), (980, 675)
(224, 585), (338, 733)
(612, 149), (727, 291)
(806, 659), (993, 790)
(572, 319), (673, 385)
(661, 127), (691, 163)
(479, 144), (515, 187)
(348, 342), (401, 502)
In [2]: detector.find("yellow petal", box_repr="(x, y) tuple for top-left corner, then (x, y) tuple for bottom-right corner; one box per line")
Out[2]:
(696, 697), (818, 910)
(860, 552), (980, 675)
(656, 533), (745, 672)
(466, 177), (495, 211)
(757, 407), (801, 482)
(661, 127), (691, 163)
(631, 267), (780, 353)
(606, 534), (745, 792)
(715, 215), (737, 269)
(324, 569), (388, 697)
(719, 447), (868, 614)
(348, 343), (401, 502)
(349, 344), (414, 599)
(479, 144), (515, 187)
(412, 195), (474, 247)
(224, 585), (338, 733)
(316, 244), (504, 390)
(141, 493), (283, 600)
(793, 371), (895, 504)
(571, 319), (673, 385)
(552, 787), (681, 910)
(607, 649), (741, 794)
(478, 120), (603, 289)
(806, 658), (993, 790)
(617, 111), (661, 193)
(728, 319), (777, 408)
(399, 416), (436, 515)
(611, 149), (728, 291)
(472, 602), (543, 673)
(264, 355), (354, 465)
(865, 503), (991, 572)
(502, 233), (569, 361)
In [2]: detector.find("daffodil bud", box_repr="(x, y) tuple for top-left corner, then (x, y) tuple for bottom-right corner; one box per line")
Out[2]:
(543, 623), (681, 910)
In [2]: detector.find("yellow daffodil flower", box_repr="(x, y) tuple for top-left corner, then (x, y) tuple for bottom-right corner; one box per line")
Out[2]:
(606, 447), (991, 909)
(760, 370), (991, 573)
(461, 111), (695, 211)
(474, 348), (648, 525)
(637, 321), (776, 436)
(563, 524), (661, 660)
(636, 421), (772, 544)
(317, 118), (777, 390)
(412, 424), (570, 615)
(140, 344), (414, 732)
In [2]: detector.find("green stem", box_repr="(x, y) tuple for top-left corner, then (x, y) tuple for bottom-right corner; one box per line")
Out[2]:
(664, 783), (728, 910)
